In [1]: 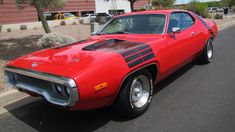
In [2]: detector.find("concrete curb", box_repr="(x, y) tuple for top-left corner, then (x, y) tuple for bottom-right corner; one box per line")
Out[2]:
(0, 89), (18, 98)
(218, 19), (235, 30)
(0, 89), (29, 115)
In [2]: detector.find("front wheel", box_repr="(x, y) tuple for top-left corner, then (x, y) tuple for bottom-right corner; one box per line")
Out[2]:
(113, 70), (153, 117)
(198, 39), (214, 64)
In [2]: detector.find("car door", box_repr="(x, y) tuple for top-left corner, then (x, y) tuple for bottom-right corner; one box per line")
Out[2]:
(166, 12), (197, 70)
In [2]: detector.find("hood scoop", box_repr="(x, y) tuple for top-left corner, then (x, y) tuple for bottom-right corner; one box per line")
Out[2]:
(82, 39), (145, 52)
(82, 39), (125, 51)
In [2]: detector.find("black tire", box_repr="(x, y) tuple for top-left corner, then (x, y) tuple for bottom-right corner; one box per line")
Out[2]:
(113, 69), (153, 117)
(198, 39), (214, 64)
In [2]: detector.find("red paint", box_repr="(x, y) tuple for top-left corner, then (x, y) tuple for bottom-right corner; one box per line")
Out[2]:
(7, 10), (218, 110)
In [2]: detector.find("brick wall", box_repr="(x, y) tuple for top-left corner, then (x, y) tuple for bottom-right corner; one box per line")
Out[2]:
(0, 0), (38, 24)
(0, 0), (96, 24)
(134, 0), (149, 9)
(0, 0), (148, 24)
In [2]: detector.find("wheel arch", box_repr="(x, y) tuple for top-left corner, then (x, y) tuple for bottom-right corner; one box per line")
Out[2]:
(111, 62), (159, 105)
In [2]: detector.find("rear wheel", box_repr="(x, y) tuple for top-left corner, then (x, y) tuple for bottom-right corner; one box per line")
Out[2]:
(113, 70), (153, 117)
(198, 39), (214, 64)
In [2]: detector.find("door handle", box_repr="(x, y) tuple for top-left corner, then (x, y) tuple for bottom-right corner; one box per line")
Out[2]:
(191, 32), (195, 35)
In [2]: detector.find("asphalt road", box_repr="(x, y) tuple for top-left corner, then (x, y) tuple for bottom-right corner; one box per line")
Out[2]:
(0, 25), (235, 132)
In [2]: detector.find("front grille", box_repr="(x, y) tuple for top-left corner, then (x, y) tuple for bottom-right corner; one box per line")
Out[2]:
(4, 67), (79, 107)
(7, 71), (51, 90)
(17, 74), (51, 90)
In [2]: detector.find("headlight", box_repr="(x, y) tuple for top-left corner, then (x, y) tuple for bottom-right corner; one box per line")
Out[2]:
(65, 87), (71, 96)
(55, 84), (63, 95)
(55, 84), (70, 97)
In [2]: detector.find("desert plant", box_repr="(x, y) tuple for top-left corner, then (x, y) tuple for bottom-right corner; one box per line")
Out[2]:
(7, 28), (11, 32)
(72, 21), (77, 25)
(20, 25), (27, 30)
(60, 21), (66, 26)
(36, 32), (76, 48)
(214, 13), (223, 19)
(0, 25), (2, 33)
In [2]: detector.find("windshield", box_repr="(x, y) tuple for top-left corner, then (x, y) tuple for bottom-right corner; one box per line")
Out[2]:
(99, 14), (166, 35)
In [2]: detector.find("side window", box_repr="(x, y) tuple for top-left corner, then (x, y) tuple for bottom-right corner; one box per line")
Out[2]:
(181, 13), (195, 30)
(168, 12), (195, 33)
(168, 13), (181, 33)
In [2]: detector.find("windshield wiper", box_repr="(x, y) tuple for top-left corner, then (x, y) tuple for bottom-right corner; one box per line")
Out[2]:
(95, 31), (131, 35)
(108, 31), (131, 34)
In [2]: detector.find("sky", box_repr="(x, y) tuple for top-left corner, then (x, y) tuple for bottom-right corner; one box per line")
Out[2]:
(175, 0), (221, 5)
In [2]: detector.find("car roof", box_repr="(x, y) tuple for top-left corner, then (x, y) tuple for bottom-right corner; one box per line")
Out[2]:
(116, 9), (189, 17)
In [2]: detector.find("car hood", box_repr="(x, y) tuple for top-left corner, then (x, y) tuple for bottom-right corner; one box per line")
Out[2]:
(8, 34), (163, 78)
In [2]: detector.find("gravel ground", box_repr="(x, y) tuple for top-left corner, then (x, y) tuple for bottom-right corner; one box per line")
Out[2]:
(0, 24), (91, 92)
(0, 60), (7, 92)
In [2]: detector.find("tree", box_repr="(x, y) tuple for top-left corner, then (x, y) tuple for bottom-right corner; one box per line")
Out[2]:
(128, 0), (138, 12)
(16, 0), (66, 33)
(152, 0), (175, 8)
(222, 0), (235, 8)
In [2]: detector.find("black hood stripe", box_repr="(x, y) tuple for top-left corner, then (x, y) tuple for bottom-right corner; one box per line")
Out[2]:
(82, 39), (155, 68)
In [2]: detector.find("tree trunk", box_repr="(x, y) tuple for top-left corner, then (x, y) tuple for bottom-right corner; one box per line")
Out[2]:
(35, 4), (51, 33)
(130, 2), (134, 12)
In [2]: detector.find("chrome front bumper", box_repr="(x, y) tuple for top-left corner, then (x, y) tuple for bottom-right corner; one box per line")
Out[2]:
(4, 66), (79, 107)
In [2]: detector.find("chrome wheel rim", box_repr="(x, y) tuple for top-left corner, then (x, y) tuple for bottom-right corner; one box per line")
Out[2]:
(130, 75), (150, 108)
(207, 40), (213, 60)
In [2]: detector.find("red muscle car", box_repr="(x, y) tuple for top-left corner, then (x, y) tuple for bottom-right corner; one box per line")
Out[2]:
(4, 10), (218, 117)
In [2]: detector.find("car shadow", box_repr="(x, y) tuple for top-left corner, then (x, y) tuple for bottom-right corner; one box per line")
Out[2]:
(4, 62), (195, 132)
(0, 35), (42, 61)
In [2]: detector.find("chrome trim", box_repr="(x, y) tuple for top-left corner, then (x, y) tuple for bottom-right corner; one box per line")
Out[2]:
(4, 66), (79, 107)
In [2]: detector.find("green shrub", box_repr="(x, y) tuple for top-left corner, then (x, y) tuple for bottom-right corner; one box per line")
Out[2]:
(20, 25), (27, 30)
(232, 6), (235, 13)
(60, 21), (66, 26)
(214, 13), (223, 19)
(72, 21), (77, 25)
(0, 25), (2, 33)
(186, 1), (208, 18)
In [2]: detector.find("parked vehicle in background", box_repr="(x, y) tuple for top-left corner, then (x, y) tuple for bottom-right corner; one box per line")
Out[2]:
(80, 14), (96, 24)
(217, 8), (224, 12)
(95, 12), (112, 24)
(54, 13), (79, 20)
(82, 14), (96, 19)
(208, 7), (224, 13)
(4, 9), (218, 118)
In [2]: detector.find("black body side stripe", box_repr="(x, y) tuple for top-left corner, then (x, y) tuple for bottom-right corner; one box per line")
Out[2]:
(128, 58), (143, 68)
(125, 48), (153, 62)
(125, 53), (141, 62)
(122, 48), (138, 57)
(127, 53), (155, 68)
(143, 53), (155, 61)
(139, 48), (152, 56)
(121, 44), (149, 57)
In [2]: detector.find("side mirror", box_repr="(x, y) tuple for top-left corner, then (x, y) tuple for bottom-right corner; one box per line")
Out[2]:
(171, 27), (181, 37)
